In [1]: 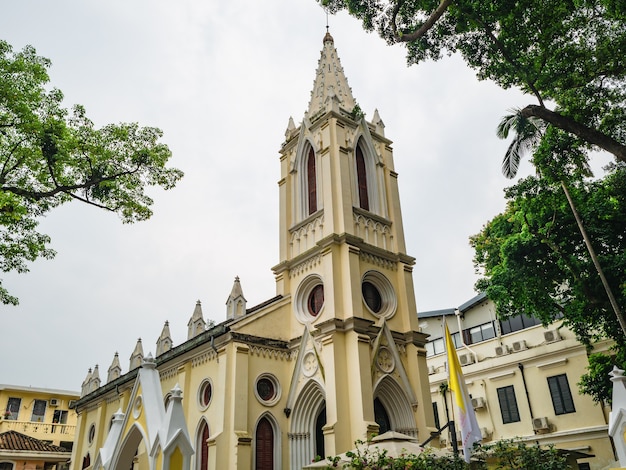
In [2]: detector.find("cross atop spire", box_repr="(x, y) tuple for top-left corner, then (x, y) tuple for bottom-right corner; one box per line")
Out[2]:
(307, 31), (356, 117)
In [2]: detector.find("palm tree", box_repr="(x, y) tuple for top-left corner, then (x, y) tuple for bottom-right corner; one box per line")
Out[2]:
(496, 109), (544, 179)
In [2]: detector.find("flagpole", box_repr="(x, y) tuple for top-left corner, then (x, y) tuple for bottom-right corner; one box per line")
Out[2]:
(445, 323), (482, 462)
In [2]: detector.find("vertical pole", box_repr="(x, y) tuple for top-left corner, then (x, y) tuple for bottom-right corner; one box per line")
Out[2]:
(561, 181), (626, 337)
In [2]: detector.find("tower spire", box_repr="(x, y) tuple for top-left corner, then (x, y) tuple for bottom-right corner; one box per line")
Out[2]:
(307, 31), (356, 117)
(226, 276), (247, 320)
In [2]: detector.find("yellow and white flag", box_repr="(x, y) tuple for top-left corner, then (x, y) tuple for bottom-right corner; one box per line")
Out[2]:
(445, 323), (482, 462)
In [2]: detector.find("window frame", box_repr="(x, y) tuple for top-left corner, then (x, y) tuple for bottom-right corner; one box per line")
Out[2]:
(5, 397), (21, 420)
(355, 144), (369, 211)
(306, 147), (317, 215)
(497, 385), (521, 424)
(547, 374), (576, 415)
(30, 399), (47, 423)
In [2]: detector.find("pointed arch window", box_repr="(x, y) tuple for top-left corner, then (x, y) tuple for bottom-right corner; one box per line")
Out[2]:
(307, 147), (317, 215)
(356, 144), (369, 211)
(197, 421), (209, 470)
(255, 417), (274, 470)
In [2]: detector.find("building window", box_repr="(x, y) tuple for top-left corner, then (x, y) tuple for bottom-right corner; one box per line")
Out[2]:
(548, 374), (576, 415)
(31, 399), (46, 422)
(308, 284), (324, 317)
(426, 337), (445, 357)
(497, 385), (520, 424)
(362, 281), (382, 313)
(53, 409), (68, 424)
(255, 374), (281, 406)
(307, 147), (317, 215)
(198, 379), (213, 409)
(500, 313), (542, 335)
(361, 271), (397, 318)
(197, 421), (209, 470)
(356, 144), (369, 211)
(0, 463), (14, 470)
(5, 397), (20, 420)
(463, 322), (496, 345)
(88, 424), (96, 444)
(256, 417), (274, 470)
(451, 331), (462, 349)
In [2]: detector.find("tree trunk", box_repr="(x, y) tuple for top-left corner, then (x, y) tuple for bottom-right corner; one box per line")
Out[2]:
(561, 181), (626, 337)
(521, 105), (626, 163)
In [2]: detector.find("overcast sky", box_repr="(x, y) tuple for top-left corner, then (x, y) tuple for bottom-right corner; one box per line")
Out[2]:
(0, 0), (556, 391)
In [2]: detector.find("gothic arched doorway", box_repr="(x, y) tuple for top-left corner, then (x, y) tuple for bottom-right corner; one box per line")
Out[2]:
(290, 380), (326, 469)
(374, 397), (391, 434)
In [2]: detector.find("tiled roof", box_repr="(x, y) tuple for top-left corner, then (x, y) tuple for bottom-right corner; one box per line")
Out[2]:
(0, 430), (70, 453)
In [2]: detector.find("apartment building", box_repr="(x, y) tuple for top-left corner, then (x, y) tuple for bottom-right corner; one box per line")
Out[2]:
(421, 293), (617, 470)
(0, 384), (78, 450)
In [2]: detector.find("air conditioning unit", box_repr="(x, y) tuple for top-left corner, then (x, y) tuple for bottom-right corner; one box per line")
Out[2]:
(544, 329), (561, 343)
(532, 416), (550, 431)
(459, 353), (475, 366)
(68, 400), (76, 409)
(512, 340), (527, 352)
(428, 365), (437, 375)
(471, 396), (486, 409)
(495, 345), (510, 356)
(49, 399), (59, 407)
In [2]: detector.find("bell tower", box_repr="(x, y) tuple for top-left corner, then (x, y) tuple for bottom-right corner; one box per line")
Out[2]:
(274, 31), (420, 335)
(272, 31), (433, 466)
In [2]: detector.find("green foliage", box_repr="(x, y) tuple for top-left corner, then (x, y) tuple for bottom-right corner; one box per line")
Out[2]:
(0, 40), (183, 304)
(476, 439), (570, 470)
(350, 103), (365, 120)
(320, 438), (571, 469)
(471, 164), (626, 402)
(579, 348), (626, 405)
(320, 0), (626, 167)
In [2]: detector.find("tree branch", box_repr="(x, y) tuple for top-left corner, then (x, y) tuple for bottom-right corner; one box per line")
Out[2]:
(1, 165), (143, 201)
(521, 104), (626, 163)
(391, 0), (452, 43)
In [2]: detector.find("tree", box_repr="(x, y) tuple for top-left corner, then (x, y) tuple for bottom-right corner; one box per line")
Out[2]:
(0, 40), (183, 305)
(320, 0), (626, 166)
(470, 164), (626, 402)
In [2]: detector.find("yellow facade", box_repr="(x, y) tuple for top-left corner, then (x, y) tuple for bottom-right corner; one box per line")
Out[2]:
(0, 384), (79, 449)
(421, 294), (618, 469)
(71, 32), (434, 470)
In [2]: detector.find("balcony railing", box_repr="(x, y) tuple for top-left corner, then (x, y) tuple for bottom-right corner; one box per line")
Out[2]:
(0, 419), (76, 436)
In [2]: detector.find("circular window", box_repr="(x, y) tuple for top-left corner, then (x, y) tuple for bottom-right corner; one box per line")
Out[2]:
(362, 281), (382, 313)
(198, 379), (213, 409)
(254, 374), (280, 406)
(88, 423), (95, 444)
(361, 271), (397, 318)
(294, 275), (325, 323)
(308, 284), (324, 316)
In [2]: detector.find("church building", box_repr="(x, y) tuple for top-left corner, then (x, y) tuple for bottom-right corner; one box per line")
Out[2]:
(71, 31), (435, 470)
